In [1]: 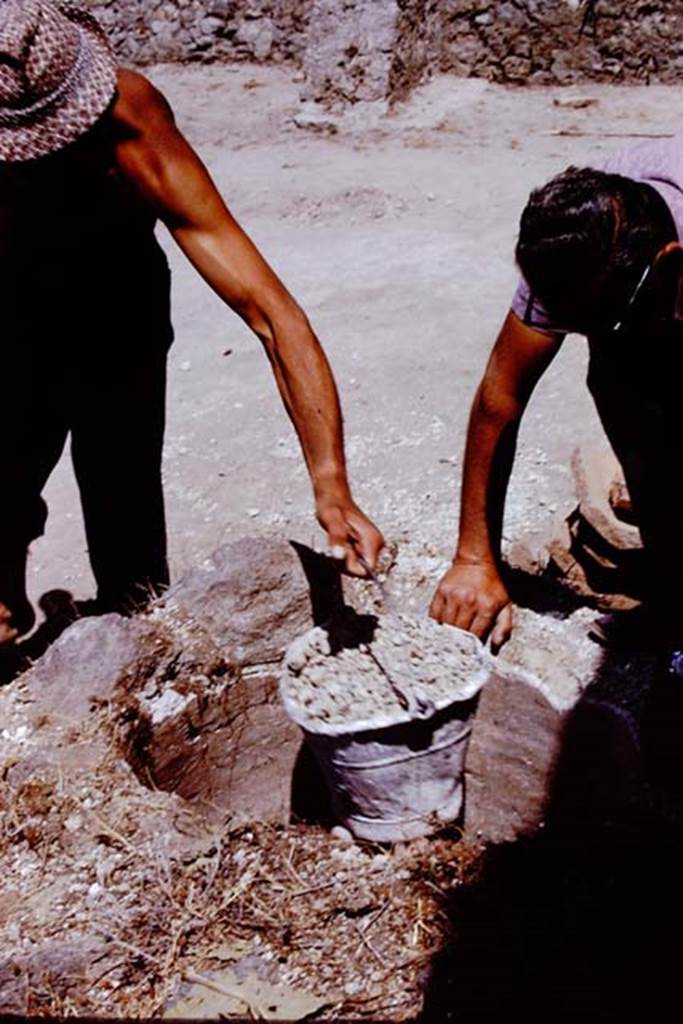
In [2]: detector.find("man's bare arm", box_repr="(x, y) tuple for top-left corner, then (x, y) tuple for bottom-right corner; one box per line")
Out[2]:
(429, 311), (562, 647)
(110, 70), (383, 574)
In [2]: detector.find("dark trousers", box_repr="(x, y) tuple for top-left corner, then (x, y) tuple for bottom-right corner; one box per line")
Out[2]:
(2, 243), (174, 611)
(587, 320), (683, 628)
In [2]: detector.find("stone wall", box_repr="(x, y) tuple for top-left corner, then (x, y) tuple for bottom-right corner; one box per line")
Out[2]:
(439, 0), (683, 86)
(87, 0), (312, 65)
(85, 1), (683, 99)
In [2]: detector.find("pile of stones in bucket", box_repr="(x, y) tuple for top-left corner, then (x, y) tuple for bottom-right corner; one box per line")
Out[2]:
(282, 612), (486, 727)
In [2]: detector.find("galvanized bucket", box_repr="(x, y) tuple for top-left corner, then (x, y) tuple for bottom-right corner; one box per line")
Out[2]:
(280, 623), (491, 842)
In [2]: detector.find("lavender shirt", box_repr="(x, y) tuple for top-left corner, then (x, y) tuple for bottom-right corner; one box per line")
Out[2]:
(510, 134), (683, 334)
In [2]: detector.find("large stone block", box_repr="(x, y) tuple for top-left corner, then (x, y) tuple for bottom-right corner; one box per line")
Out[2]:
(301, 0), (399, 104)
(465, 669), (569, 845)
(464, 605), (613, 844)
(158, 535), (323, 667)
(20, 613), (169, 722)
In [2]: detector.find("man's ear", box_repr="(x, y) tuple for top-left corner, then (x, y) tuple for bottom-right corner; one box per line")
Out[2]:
(654, 240), (683, 268)
(654, 241), (683, 317)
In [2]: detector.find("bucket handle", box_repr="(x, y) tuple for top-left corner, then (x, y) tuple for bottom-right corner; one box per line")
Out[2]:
(357, 556), (436, 719)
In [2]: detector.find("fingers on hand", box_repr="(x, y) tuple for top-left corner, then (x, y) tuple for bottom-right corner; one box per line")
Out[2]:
(429, 591), (445, 622)
(429, 583), (508, 644)
(490, 603), (513, 653)
(364, 525), (385, 567)
(430, 585), (475, 632)
(470, 611), (496, 641)
(447, 588), (479, 634)
(323, 506), (349, 550)
(323, 508), (365, 576)
(345, 514), (383, 574)
(344, 549), (367, 576)
(344, 514), (385, 577)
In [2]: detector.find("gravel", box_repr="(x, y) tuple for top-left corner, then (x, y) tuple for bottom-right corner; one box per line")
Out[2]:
(281, 612), (489, 728)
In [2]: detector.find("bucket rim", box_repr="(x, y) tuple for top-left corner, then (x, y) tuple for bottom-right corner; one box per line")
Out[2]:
(279, 621), (491, 736)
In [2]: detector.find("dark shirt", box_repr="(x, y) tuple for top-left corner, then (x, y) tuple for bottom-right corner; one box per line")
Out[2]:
(0, 119), (171, 338)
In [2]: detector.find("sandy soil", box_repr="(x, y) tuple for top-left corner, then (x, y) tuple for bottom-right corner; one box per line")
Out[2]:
(26, 65), (683, 614)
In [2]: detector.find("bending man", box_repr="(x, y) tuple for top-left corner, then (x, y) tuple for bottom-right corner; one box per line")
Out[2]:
(430, 143), (683, 649)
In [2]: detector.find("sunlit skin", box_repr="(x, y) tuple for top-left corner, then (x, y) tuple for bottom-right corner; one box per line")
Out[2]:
(0, 68), (384, 644)
(429, 311), (560, 650)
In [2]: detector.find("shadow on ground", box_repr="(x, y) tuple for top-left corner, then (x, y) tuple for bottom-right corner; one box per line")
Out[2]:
(503, 563), (591, 618)
(419, 570), (683, 1023)
(0, 589), (103, 686)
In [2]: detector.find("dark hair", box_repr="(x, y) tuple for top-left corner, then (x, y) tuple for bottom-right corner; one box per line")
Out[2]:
(516, 166), (677, 328)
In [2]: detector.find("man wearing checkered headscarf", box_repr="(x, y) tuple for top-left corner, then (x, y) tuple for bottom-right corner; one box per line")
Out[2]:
(0, 1), (383, 644)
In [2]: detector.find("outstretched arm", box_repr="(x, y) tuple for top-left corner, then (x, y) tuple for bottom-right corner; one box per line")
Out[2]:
(430, 310), (562, 648)
(111, 70), (383, 574)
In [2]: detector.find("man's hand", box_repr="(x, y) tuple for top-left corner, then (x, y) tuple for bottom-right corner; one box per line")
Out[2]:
(316, 492), (384, 576)
(429, 558), (513, 651)
(428, 313), (562, 651)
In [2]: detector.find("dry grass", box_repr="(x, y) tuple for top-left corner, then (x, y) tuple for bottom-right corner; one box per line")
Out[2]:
(0, 705), (479, 1020)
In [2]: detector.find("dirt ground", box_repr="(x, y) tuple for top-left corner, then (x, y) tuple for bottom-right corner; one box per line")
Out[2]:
(7, 69), (683, 1019)
(26, 64), (683, 614)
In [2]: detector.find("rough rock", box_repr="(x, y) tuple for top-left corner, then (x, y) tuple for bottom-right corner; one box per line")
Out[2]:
(0, 938), (110, 1016)
(437, 0), (682, 87)
(546, 445), (645, 610)
(158, 536), (318, 667)
(20, 613), (169, 721)
(300, 0), (399, 106)
(464, 605), (626, 844)
(464, 668), (572, 845)
(510, 443), (646, 611)
(4, 537), (331, 827)
(87, 0), (313, 66)
(570, 446), (641, 552)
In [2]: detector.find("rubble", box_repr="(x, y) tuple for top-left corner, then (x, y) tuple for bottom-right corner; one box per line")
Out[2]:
(547, 445), (645, 610)
(282, 612), (487, 728)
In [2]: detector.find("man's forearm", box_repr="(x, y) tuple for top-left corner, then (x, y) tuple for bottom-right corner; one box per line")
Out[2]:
(167, 219), (351, 498)
(455, 383), (522, 566)
(431, 313), (558, 640)
(256, 302), (351, 499)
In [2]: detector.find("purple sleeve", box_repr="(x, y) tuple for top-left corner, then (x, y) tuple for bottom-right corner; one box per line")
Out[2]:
(511, 276), (566, 336)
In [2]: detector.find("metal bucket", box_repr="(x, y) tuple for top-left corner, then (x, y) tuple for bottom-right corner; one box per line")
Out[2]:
(280, 623), (491, 842)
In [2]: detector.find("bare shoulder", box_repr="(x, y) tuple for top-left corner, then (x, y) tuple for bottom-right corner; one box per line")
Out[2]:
(107, 68), (207, 217)
(112, 68), (175, 138)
